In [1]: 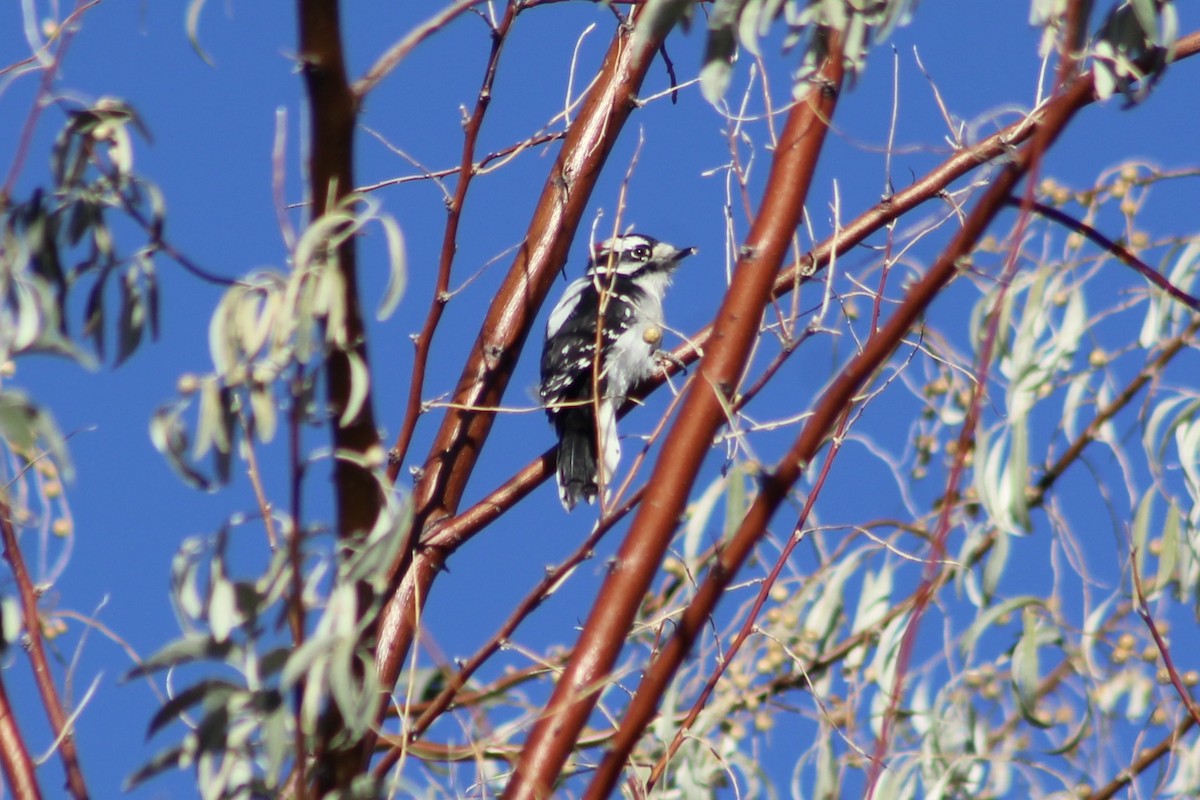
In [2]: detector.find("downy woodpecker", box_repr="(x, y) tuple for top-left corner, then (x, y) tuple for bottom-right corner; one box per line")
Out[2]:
(539, 234), (695, 510)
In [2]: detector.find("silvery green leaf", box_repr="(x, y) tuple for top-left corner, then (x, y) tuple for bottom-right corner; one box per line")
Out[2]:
(683, 473), (725, 569)
(207, 572), (237, 643)
(1, 597), (22, 648)
(126, 633), (233, 679)
(803, 551), (861, 643)
(115, 271), (145, 365)
(1132, 488), (1154, 582)
(1154, 499), (1179, 598)
(249, 381), (277, 443)
(959, 596), (1041, 659)
(193, 378), (228, 461)
(186, 0), (214, 65)
(700, 0), (743, 103)
(851, 565), (893, 635)
(150, 400), (214, 490)
(736, 0), (767, 56)
(338, 350), (370, 428)
(375, 210), (407, 321)
(700, 56), (735, 106)
(147, 679), (240, 738)
(125, 743), (187, 790)
(1011, 607), (1050, 727)
(0, 390), (73, 479)
(868, 612), (910, 730)
(237, 286), (278, 360)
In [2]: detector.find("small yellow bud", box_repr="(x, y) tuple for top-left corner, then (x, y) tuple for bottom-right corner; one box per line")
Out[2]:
(177, 374), (201, 395)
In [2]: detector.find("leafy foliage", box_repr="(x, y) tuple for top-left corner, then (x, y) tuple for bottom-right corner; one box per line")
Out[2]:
(2, 1), (1199, 799)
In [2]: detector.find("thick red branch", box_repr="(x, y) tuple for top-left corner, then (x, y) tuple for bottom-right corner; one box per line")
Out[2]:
(0, 672), (41, 800)
(589, 64), (1095, 800)
(0, 504), (86, 799)
(375, 10), (671, 695)
(501, 35), (847, 800)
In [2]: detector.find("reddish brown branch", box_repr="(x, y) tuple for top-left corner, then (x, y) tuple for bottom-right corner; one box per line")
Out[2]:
(296, 0), (380, 538)
(583, 54), (1096, 800)
(375, 7), (674, 700)
(636, 409), (850, 794)
(1089, 713), (1197, 800)
(503, 35), (847, 800)
(0, 503), (87, 799)
(387, 2), (518, 479)
(1131, 551), (1200, 728)
(1016, 198), (1200, 311)
(0, 672), (41, 800)
(296, 0), (381, 791)
(386, 32), (1195, 551)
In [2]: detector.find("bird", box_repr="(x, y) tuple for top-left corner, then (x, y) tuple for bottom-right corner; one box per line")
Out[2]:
(539, 233), (695, 511)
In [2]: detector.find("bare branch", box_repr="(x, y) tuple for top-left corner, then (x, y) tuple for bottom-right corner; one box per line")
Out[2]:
(0, 502), (88, 799)
(512, 33), (848, 800)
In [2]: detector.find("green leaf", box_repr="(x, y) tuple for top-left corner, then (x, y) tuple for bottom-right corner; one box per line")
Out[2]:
(115, 270), (145, 365)
(1156, 500), (1181, 594)
(1132, 487), (1154, 583)
(375, 213), (407, 321)
(150, 399), (215, 490)
(125, 743), (186, 790)
(147, 679), (241, 738)
(0, 390), (73, 480)
(185, 0), (214, 65)
(126, 634), (233, 679)
(338, 350), (370, 428)
(959, 595), (1043, 659)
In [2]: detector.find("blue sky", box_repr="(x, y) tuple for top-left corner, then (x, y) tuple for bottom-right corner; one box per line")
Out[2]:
(3, 1), (1200, 796)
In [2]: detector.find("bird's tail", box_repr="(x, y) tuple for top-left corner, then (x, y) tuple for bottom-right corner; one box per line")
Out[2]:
(556, 408), (598, 511)
(555, 400), (622, 512)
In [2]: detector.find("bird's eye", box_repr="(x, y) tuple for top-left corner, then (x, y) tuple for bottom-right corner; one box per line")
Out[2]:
(632, 245), (652, 261)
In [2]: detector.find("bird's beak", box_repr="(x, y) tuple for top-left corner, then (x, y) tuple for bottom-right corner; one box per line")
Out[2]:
(675, 246), (697, 262)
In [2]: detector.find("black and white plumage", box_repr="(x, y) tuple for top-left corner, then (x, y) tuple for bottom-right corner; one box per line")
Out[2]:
(539, 233), (695, 511)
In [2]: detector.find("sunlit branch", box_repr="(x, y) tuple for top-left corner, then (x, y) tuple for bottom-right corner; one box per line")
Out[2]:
(387, 1), (519, 480)
(374, 4), (676, 706)
(0, 502), (89, 799)
(593, 51), (1091, 800)
(0, 670), (40, 800)
(527, 34), (848, 800)
(353, 0), (488, 99)
(1015, 197), (1200, 312)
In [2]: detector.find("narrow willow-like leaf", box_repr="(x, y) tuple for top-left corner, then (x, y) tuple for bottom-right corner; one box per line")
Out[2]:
(126, 633), (233, 679)
(338, 349), (370, 428)
(375, 212), (407, 321)
(1011, 607), (1051, 727)
(147, 679), (240, 738)
(959, 595), (1042, 659)
(150, 401), (214, 490)
(115, 271), (145, 365)
(186, 0), (214, 65)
